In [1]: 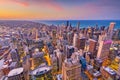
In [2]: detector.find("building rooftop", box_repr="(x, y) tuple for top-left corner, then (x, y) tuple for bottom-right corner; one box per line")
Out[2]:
(103, 67), (116, 75)
(30, 66), (52, 76)
(64, 58), (80, 67)
(89, 39), (97, 42)
(67, 45), (74, 49)
(8, 67), (23, 77)
(56, 74), (62, 80)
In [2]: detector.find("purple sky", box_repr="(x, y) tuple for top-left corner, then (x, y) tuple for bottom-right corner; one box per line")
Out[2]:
(0, 0), (120, 20)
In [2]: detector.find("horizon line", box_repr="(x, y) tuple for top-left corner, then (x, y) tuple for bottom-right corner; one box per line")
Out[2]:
(0, 19), (120, 21)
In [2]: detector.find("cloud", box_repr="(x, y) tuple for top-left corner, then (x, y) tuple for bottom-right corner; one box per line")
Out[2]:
(11, 0), (63, 11)
(13, 0), (29, 7)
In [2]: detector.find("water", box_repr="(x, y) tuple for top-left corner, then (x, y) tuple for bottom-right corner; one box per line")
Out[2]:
(33, 20), (120, 29)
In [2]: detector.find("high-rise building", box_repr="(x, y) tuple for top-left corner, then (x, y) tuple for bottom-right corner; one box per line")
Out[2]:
(67, 31), (74, 45)
(89, 39), (97, 55)
(108, 22), (115, 39)
(63, 31), (67, 40)
(77, 37), (86, 50)
(77, 22), (80, 32)
(10, 49), (20, 62)
(65, 45), (74, 58)
(32, 52), (44, 69)
(62, 58), (81, 80)
(97, 40), (112, 60)
(73, 33), (78, 47)
(54, 49), (64, 71)
(50, 54), (58, 73)
(66, 21), (69, 28)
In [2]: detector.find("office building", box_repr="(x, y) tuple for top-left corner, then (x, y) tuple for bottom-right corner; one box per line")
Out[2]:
(89, 39), (97, 55)
(77, 37), (86, 50)
(65, 45), (74, 58)
(10, 49), (20, 62)
(29, 64), (52, 80)
(97, 40), (112, 60)
(73, 33), (78, 47)
(50, 54), (58, 73)
(108, 22), (115, 39)
(62, 58), (81, 80)
(77, 22), (80, 32)
(54, 49), (64, 71)
(67, 31), (74, 45)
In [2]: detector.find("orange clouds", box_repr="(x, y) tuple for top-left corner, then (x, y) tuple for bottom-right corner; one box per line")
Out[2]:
(13, 0), (29, 7)
(9, 0), (63, 11)
(0, 0), (119, 20)
(45, 1), (63, 11)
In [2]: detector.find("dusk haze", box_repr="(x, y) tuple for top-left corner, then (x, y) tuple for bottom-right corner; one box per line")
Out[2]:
(0, 0), (120, 20)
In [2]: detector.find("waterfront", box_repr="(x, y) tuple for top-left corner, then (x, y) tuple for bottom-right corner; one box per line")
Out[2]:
(33, 20), (120, 29)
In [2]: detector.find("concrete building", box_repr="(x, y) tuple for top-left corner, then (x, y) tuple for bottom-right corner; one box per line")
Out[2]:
(77, 37), (86, 50)
(97, 40), (112, 60)
(10, 49), (20, 62)
(67, 31), (74, 45)
(50, 54), (58, 73)
(73, 33), (78, 47)
(77, 22), (80, 32)
(62, 58), (81, 80)
(89, 39), (97, 55)
(54, 49), (64, 71)
(65, 45), (74, 58)
(108, 22), (115, 39)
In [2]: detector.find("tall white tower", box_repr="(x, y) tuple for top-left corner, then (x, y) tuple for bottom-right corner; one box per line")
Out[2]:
(108, 22), (115, 39)
(73, 33), (78, 47)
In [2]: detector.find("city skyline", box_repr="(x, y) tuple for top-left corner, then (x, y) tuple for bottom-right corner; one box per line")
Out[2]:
(0, 0), (120, 20)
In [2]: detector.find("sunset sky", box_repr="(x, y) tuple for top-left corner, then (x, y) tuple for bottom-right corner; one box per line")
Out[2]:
(0, 0), (120, 20)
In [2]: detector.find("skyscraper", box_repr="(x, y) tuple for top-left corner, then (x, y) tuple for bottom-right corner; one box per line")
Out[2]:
(10, 49), (20, 62)
(50, 54), (58, 73)
(108, 22), (115, 39)
(65, 45), (74, 58)
(77, 37), (86, 50)
(77, 22), (80, 32)
(73, 33), (78, 47)
(97, 40), (112, 60)
(66, 21), (69, 28)
(54, 49), (64, 71)
(89, 39), (97, 55)
(62, 58), (81, 80)
(67, 31), (74, 45)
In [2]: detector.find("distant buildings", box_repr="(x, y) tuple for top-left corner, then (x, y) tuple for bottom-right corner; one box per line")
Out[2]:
(108, 22), (115, 39)
(0, 20), (120, 80)
(77, 22), (80, 32)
